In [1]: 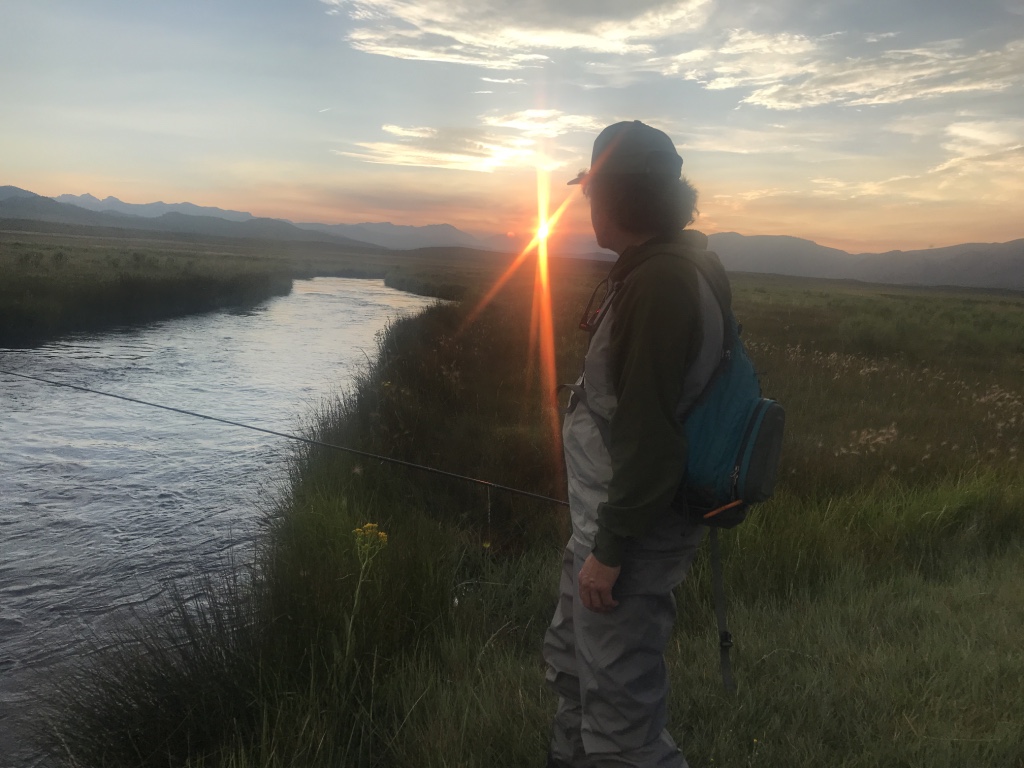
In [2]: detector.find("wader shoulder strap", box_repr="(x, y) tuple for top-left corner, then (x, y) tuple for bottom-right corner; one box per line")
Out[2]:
(556, 383), (611, 446)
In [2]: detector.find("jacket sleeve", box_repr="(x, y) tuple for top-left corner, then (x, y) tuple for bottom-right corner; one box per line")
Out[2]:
(591, 256), (701, 566)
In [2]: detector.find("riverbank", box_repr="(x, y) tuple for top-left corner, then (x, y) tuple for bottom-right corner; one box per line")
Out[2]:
(0, 235), (294, 346)
(0, 227), (492, 347)
(38, 260), (1024, 766)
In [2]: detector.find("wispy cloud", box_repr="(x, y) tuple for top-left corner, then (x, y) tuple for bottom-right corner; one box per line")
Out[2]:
(336, 138), (532, 172)
(382, 124), (437, 138)
(664, 34), (1024, 110)
(802, 118), (1024, 201)
(809, 174), (918, 198)
(481, 109), (603, 138)
(717, 29), (818, 57)
(935, 119), (1024, 171)
(321, 1), (1023, 115)
(320, 0), (712, 68)
(339, 109), (600, 172)
(676, 122), (837, 156)
(711, 187), (792, 204)
(481, 77), (524, 84)
(930, 120), (1024, 199)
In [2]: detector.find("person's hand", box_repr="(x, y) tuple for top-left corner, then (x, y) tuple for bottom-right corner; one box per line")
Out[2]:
(578, 554), (621, 613)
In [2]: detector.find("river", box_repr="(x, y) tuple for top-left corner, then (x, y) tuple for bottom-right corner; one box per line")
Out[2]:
(0, 277), (436, 766)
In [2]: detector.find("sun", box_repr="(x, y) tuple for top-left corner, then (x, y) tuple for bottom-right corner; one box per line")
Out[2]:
(458, 167), (580, 465)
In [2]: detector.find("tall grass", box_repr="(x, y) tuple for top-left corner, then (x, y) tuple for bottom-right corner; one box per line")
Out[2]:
(0, 241), (293, 346)
(0, 232), (483, 346)
(37, 260), (1024, 766)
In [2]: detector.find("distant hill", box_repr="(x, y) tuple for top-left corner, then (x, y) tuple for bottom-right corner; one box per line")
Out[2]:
(849, 240), (1024, 290)
(35, 188), (507, 252)
(3, 185), (1022, 291)
(0, 195), (379, 249)
(708, 232), (851, 279)
(0, 185), (40, 201)
(1, 195), (121, 227)
(52, 193), (255, 222)
(296, 221), (502, 251)
(707, 232), (1024, 291)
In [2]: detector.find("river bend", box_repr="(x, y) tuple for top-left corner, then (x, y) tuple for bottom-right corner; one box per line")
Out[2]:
(0, 278), (435, 765)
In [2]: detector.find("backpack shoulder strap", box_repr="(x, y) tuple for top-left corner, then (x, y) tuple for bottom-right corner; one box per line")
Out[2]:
(680, 249), (740, 695)
(676, 251), (729, 421)
(682, 250), (734, 336)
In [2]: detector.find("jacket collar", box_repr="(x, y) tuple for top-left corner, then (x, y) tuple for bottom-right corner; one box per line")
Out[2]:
(608, 229), (709, 283)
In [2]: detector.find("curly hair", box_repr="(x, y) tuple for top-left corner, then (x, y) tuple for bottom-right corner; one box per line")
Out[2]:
(586, 173), (698, 237)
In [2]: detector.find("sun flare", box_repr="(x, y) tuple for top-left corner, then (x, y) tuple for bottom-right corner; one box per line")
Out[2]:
(459, 167), (579, 465)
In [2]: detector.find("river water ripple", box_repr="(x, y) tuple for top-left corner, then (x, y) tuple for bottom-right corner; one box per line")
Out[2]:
(0, 278), (435, 766)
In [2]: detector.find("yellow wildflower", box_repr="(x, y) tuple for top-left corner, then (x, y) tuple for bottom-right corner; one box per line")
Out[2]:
(353, 522), (388, 562)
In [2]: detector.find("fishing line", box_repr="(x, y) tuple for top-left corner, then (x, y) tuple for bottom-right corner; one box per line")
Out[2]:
(0, 368), (569, 508)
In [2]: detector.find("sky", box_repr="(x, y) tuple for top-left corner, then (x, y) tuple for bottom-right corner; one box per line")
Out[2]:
(1, 0), (1022, 253)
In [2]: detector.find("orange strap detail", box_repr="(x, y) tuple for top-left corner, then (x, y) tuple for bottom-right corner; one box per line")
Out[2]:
(702, 499), (744, 520)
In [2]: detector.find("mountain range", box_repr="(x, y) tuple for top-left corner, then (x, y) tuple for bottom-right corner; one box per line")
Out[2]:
(47, 190), (511, 251)
(2, 185), (1022, 291)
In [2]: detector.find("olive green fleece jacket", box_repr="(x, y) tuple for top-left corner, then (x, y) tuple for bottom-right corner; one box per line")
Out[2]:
(589, 230), (730, 566)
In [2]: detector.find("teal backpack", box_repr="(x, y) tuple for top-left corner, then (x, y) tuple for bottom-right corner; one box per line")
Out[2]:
(675, 263), (785, 527)
(674, 257), (785, 693)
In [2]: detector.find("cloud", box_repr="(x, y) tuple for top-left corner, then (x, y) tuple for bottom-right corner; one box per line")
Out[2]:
(339, 109), (600, 172)
(717, 29), (817, 56)
(652, 30), (820, 91)
(710, 187), (791, 204)
(795, 118), (1024, 203)
(382, 124), (437, 138)
(481, 77), (525, 84)
(336, 139), (531, 172)
(320, 0), (712, 68)
(678, 125), (848, 160)
(875, 114), (1023, 183)
(481, 109), (604, 138)
(321, 2), (1023, 113)
(931, 120), (1024, 194)
(937, 119), (1024, 166)
(809, 174), (918, 198)
(666, 34), (1024, 110)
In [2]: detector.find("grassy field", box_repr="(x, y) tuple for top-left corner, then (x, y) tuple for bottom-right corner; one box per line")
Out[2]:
(0, 227), (504, 346)
(36, 250), (1024, 767)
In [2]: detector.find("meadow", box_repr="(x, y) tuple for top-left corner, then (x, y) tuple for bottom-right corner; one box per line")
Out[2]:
(34, 249), (1024, 767)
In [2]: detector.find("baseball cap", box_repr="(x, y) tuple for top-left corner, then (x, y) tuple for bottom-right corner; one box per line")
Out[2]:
(568, 120), (683, 186)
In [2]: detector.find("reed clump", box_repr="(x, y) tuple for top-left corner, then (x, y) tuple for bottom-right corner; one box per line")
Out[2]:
(0, 240), (293, 346)
(38, 260), (1024, 767)
(0, 231), (502, 346)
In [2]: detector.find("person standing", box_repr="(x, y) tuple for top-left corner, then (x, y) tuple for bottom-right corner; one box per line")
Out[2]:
(544, 121), (734, 767)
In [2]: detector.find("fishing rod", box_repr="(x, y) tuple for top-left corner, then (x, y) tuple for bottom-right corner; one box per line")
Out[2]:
(0, 368), (570, 508)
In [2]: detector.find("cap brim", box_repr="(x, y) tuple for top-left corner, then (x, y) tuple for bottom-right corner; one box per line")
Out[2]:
(567, 170), (587, 186)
